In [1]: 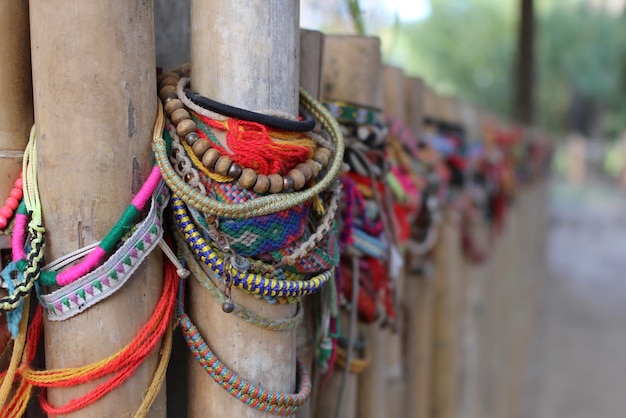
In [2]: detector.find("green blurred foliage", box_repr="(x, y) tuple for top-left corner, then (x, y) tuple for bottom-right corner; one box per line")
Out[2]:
(379, 0), (626, 137)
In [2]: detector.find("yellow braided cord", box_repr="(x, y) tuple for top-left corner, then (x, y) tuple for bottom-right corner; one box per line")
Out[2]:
(133, 321), (173, 418)
(22, 126), (41, 224)
(0, 297), (30, 410)
(335, 345), (371, 374)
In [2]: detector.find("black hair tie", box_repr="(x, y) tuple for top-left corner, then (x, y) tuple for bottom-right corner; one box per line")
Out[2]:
(184, 88), (316, 132)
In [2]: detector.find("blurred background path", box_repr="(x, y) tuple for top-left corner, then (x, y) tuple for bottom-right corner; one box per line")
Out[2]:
(523, 172), (626, 418)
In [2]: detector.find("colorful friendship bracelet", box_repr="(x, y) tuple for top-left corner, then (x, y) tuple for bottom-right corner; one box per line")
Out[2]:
(324, 101), (381, 125)
(179, 311), (311, 416)
(153, 88), (346, 219)
(37, 165), (162, 287)
(171, 195), (332, 299)
(40, 181), (169, 321)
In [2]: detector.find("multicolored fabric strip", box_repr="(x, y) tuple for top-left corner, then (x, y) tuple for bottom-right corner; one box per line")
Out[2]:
(40, 181), (169, 321)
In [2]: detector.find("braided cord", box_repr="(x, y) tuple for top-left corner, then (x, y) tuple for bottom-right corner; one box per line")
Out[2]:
(0, 127), (45, 312)
(179, 312), (311, 416)
(153, 88), (345, 218)
(171, 195), (332, 299)
(173, 229), (303, 331)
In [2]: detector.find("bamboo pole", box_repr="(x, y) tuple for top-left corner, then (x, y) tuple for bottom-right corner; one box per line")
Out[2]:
(187, 2), (299, 417)
(315, 34), (383, 418)
(403, 76), (434, 418)
(0, 0), (32, 369)
(30, 1), (165, 417)
(382, 64), (406, 418)
(429, 93), (463, 418)
(431, 210), (462, 418)
(456, 101), (483, 418)
(296, 28), (324, 418)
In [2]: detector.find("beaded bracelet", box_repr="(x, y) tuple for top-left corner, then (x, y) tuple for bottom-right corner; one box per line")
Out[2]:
(171, 195), (332, 299)
(174, 230), (303, 331)
(0, 173), (24, 230)
(37, 165), (162, 287)
(40, 181), (168, 321)
(179, 311), (311, 415)
(153, 88), (345, 219)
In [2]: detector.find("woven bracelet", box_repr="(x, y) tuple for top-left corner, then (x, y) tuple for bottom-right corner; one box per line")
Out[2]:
(171, 195), (332, 299)
(174, 229), (304, 332)
(40, 181), (169, 321)
(179, 311), (311, 416)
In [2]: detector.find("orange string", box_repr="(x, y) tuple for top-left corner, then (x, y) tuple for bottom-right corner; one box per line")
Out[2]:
(5, 259), (178, 416)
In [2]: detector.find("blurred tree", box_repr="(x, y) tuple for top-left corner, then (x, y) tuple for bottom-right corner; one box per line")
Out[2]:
(378, 0), (626, 136)
(514, 0), (535, 125)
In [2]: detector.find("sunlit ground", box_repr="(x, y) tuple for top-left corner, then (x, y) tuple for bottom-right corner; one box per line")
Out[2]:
(524, 170), (626, 418)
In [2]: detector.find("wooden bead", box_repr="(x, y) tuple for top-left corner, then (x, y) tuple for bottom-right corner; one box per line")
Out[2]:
(164, 99), (184, 115)
(176, 119), (197, 138)
(185, 132), (200, 146)
(268, 174), (283, 193)
(227, 163), (243, 179)
(174, 64), (190, 77)
(253, 174), (270, 194)
(202, 148), (221, 169)
(191, 139), (211, 159)
(295, 162), (313, 181)
(171, 108), (191, 125)
(160, 74), (180, 87)
(184, 173), (193, 183)
(310, 160), (322, 177)
(283, 176), (294, 192)
(159, 85), (177, 102)
(313, 147), (331, 167)
(238, 168), (258, 189)
(287, 169), (306, 190)
(214, 156), (233, 176)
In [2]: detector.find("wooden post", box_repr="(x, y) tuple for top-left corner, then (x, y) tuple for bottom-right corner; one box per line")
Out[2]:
(187, 1), (299, 417)
(431, 210), (462, 418)
(30, 1), (165, 417)
(314, 34), (383, 418)
(296, 28), (324, 418)
(428, 93), (463, 418)
(0, 0), (32, 369)
(403, 76), (434, 418)
(381, 64), (406, 418)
